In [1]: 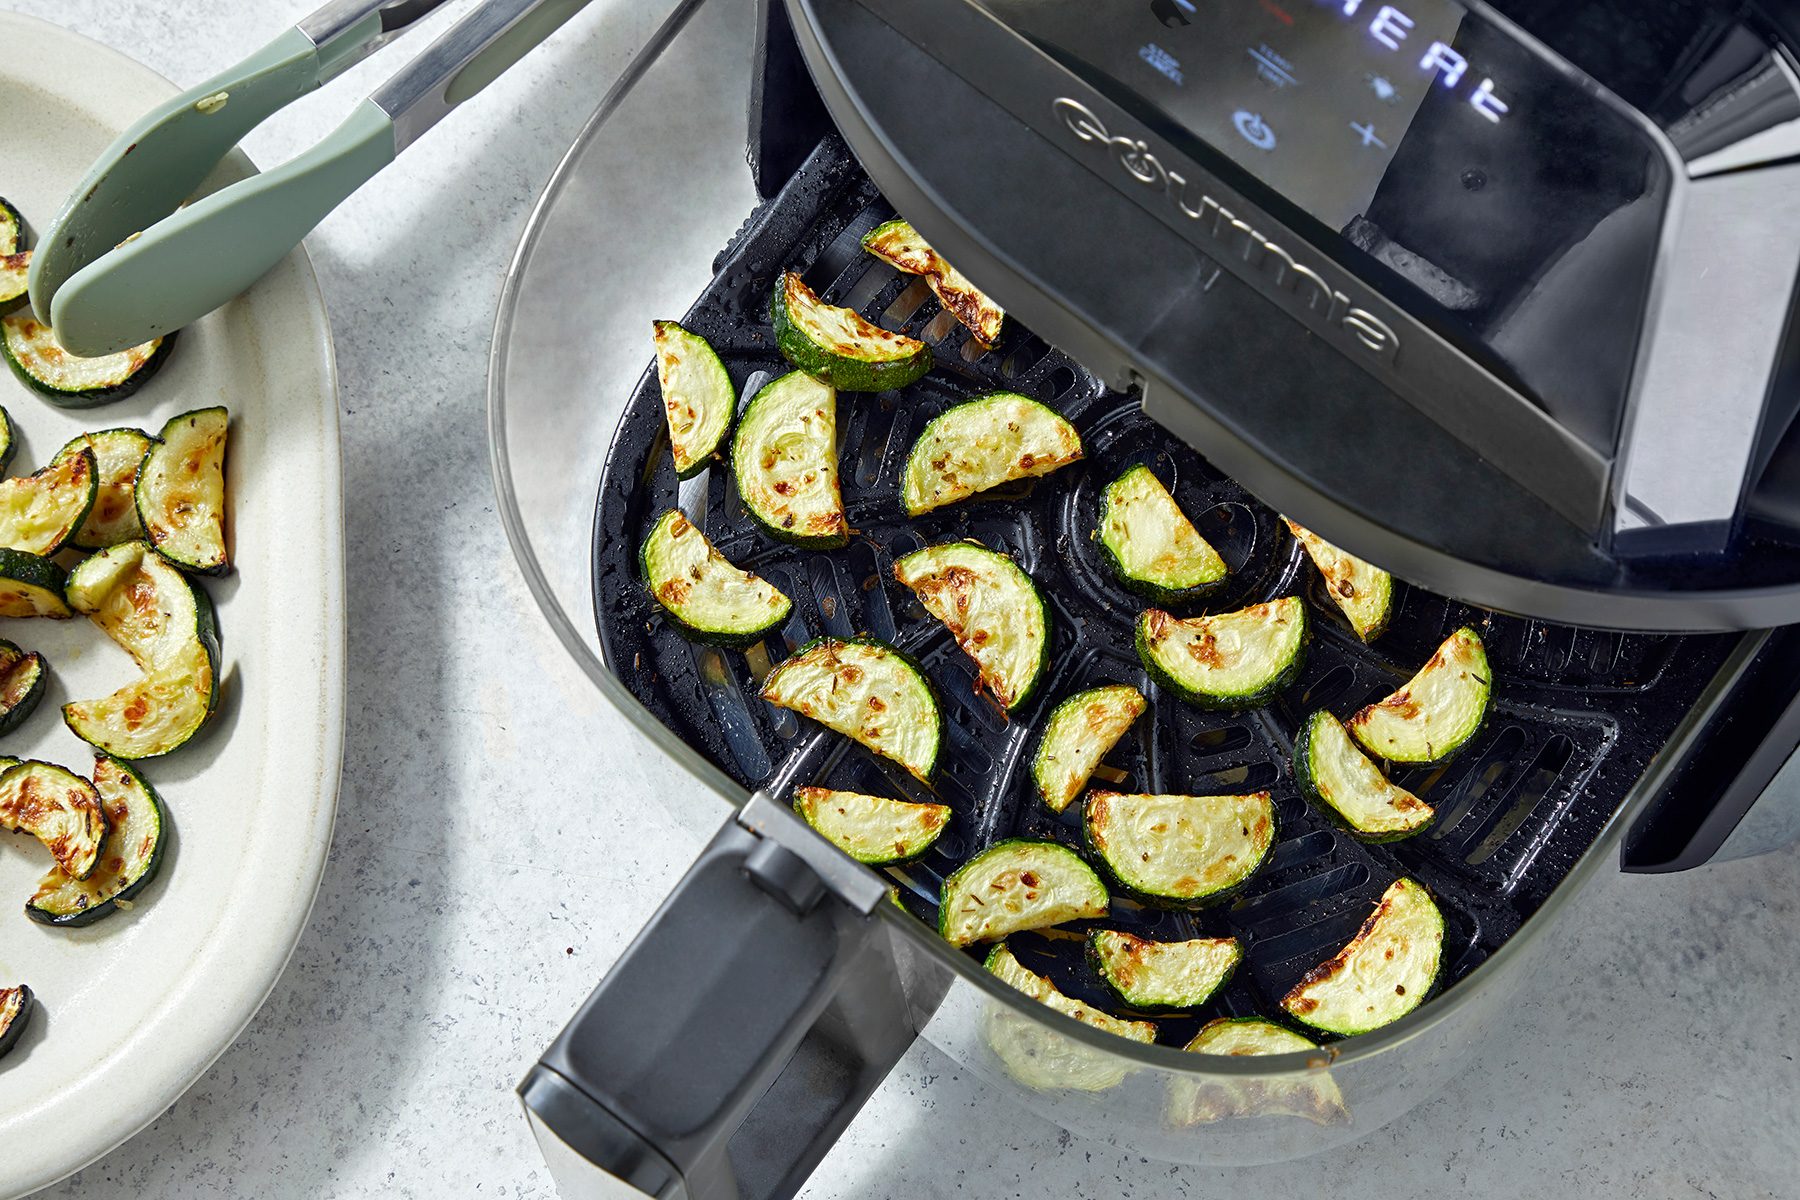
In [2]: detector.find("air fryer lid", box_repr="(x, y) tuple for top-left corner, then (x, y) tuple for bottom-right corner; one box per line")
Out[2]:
(787, 0), (1800, 631)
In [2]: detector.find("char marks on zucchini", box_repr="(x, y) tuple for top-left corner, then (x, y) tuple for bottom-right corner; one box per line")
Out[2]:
(640, 509), (791, 646)
(731, 370), (846, 548)
(137, 407), (228, 574)
(1085, 790), (1276, 906)
(771, 270), (930, 391)
(901, 392), (1082, 516)
(0, 447), (96, 556)
(1294, 710), (1433, 841)
(793, 786), (949, 865)
(0, 250), (27, 316)
(56, 427), (155, 548)
(1286, 518), (1393, 642)
(0, 547), (70, 618)
(27, 754), (168, 927)
(1136, 596), (1308, 711)
(652, 320), (735, 478)
(983, 942), (1156, 1091)
(1098, 465), (1227, 602)
(894, 541), (1048, 711)
(1347, 627), (1490, 764)
(0, 983), (32, 1061)
(1032, 684), (1146, 813)
(0, 760), (108, 880)
(861, 218), (1005, 344)
(0, 638), (46, 735)
(1282, 877), (1445, 1037)
(1, 312), (172, 406)
(1088, 930), (1241, 1010)
(760, 637), (940, 781)
(939, 839), (1109, 947)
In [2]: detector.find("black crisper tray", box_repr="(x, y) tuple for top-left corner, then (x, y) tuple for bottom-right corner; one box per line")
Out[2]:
(593, 136), (1735, 1045)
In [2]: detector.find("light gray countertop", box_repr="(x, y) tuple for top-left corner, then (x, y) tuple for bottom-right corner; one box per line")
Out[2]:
(7, 1), (1797, 1196)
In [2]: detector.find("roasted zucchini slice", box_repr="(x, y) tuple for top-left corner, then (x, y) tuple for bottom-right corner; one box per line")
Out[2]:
(1098, 465), (1227, 602)
(0, 639), (46, 736)
(1088, 930), (1241, 1010)
(861, 219), (1005, 344)
(652, 321), (735, 478)
(771, 271), (931, 391)
(1085, 790), (1276, 906)
(1136, 597), (1308, 711)
(0, 251), (26, 315)
(1032, 684), (1147, 813)
(983, 943), (1156, 1091)
(0, 312), (172, 406)
(761, 637), (940, 781)
(0, 760), (107, 880)
(894, 541), (1048, 711)
(640, 509), (791, 646)
(0, 548), (70, 618)
(1282, 877), (1445, 1037)
(0, 404), (13, 475)
(0, 984), (32, 1061)
(901, 392), (1083, 516)
(63, 541), (221, 759)
(1294, 711), (1433, 841)
(27, 754), (167, 927)
(1346, 626), (1490, 764)
(0, 448), (96, 556)
(939, 839), (1110, 947)
(793, 786), (950, 865)
(1167, 1017), (1348, 1126)
(0, 196), (21, 255)
(1285, 519), (1393, 641)
(55, 428), (155, 549)
(137, 407), (228, 574)
(731, 370), (847, 548)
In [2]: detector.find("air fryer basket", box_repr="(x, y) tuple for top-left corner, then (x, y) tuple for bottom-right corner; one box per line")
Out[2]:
(495, 0), (1786, 1179)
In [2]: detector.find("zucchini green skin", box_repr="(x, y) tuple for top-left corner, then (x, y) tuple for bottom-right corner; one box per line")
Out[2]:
(652, 320), (735, 479)
(0, 984), (31, 1060)
(1084, 790), (1278, 909)
(1097, 465), (1228, 604)
(639, 509), (792, 647)
(26, 754), (168, 927)
(1135, 598), (1309, 711)
(761, 636), (942, 781)
(0, 313), (176, 407)
(0, 639), (46, 736)
(137, 407), (229, 575)
(0, 251), (26, 316)
(0, 196), (21, 255)
(731, 371), (847, 549)
(55, 427), (156, 549)
(1292, 710), (1434, 843)
(0, 548), (72, 619)
(938, 838), (1110, 947)
(771, 271), (931, 392)
(893, 541), (1049, 711)
(0, 402), (14, 476)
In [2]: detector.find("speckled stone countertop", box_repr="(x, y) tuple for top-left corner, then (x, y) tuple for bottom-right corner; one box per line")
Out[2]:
(8, 1), (1798, 1196)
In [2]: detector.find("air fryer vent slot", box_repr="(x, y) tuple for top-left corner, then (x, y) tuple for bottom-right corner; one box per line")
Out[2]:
(591, 137), (1733, 1044)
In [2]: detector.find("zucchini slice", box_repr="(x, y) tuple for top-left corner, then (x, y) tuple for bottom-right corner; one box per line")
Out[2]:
(1, 251), (27, 315)
(1098, 466), (1227, 602)
(1085, 790), (1276, 906)
(1346, 626), (1490, 764)
(1282, 877), (1445, 1037)
(761, 637), (940, 781)
(0, 448), (96, 556)
(0, 760), (107, 880)
(0, 548), (70, 618)
(640, 509), (791, 646)
(1294, 711), (1433, 841)
(55, 428), (155, 549)
(27, 754), (167, 927)
(1, 312), (172, 406)
(983, 943), (1156, 1091)
(1032, 684), (1147, 813)
(63, 541), (221, 759)
(771, 271), (931, 392)
(901, 392), (1083, 516)
(653, 321), (735, 478)
(0, 984), (31, 1061)
(0, 639), (46, 735)
(861, 219), (1005, 344)
(1088, 930), (1242, 1010)
(0, 403), (13, 475)
(731, 370), (846, 548)
(1136, 597), (1308, 711)
(793, 785), (949, 865)
(1285, 519), (1393, 641)
(136, 407), (228, 574)
(0, 196), (20, 255)
(893, 541), (1048, 711)
(1168, 1017), (1348, 1126)
(939, 839), (1110, 947)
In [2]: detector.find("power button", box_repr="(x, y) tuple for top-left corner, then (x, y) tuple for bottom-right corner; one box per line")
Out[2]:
(1232, 110), (1277, 150)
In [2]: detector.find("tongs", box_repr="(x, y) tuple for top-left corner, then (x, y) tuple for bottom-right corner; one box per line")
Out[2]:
(29, 0), (594, 357)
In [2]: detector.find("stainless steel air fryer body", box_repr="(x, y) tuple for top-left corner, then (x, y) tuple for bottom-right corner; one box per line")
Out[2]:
(489, 2), (1800, 1196)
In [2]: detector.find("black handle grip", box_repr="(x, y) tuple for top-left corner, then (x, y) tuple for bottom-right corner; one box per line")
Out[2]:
(520, 796), (920, 1200)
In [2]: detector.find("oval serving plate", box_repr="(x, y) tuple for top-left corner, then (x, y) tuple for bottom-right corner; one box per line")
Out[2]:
(0, 13), (343, 1196)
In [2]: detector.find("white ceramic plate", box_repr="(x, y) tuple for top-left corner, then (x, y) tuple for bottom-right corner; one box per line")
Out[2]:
(0, 14), (343, 1196)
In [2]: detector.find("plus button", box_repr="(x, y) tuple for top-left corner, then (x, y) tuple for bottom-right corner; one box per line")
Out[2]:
(1350, 120), (1387, 149)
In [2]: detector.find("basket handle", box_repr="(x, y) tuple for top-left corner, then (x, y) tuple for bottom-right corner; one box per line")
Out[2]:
(518, 793), (921, 1199)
